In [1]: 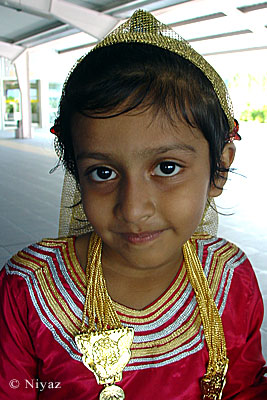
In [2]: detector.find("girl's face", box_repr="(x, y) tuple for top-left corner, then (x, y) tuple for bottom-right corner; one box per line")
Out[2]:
(72, 109), (218, 272)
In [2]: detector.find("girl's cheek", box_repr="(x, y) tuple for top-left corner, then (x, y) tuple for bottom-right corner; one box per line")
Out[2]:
(85, 182), (118, 197)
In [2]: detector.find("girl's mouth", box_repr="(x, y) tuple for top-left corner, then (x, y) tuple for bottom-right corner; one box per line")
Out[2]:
(121, 230), (165, 244)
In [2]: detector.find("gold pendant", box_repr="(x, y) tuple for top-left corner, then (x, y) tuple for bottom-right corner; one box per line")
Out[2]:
(99, 384), (125, 400)
(75, 327), (134, 386)
(201, 361), (228, 400)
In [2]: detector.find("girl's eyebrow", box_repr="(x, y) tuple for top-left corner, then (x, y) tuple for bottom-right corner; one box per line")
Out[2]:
(76, 143), (196, 161)
(76, 151), (113, 161)
(139, 144), (196, 157)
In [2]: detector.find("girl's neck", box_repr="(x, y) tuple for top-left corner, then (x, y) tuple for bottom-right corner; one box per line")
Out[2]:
(75, 233), (90, 270)
(75, 233), (183, 310)
(102, 256), (182, 310)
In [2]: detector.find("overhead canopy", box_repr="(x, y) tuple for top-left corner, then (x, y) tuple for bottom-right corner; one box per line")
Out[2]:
(0, 0), (266, 60)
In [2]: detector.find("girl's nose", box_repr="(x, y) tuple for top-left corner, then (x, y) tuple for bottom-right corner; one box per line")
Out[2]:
(114, 177), (156, 224)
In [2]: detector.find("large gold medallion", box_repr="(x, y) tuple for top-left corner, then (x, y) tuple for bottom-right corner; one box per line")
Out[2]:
(75, 327), (134, 395)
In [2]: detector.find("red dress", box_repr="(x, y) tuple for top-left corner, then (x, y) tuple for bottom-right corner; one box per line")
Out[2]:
(0, 235), (266, 399)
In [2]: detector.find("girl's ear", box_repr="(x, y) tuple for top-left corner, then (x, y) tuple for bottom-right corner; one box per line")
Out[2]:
(209, 142), (236, 198)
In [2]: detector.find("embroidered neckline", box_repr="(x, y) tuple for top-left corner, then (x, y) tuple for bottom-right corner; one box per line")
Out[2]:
(69, 235), (185, 317)
(7, 235), (242, 370)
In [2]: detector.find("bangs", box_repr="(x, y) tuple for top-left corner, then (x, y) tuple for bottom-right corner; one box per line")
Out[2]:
(63, 43), (215, 128)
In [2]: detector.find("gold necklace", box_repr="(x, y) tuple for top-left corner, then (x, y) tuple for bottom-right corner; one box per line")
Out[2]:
(75, 232), (228, 400)
(183, 238), (228, 400)
(75, 232), (134, 400)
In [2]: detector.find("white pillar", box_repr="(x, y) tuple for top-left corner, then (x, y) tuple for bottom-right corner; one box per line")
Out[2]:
(39, 77), (50, 129)
(13, 50), (31, 138)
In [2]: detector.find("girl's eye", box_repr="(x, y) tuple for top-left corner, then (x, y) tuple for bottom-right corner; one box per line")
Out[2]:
(153, 161), (181, 177)
(89, 167), (117, 182)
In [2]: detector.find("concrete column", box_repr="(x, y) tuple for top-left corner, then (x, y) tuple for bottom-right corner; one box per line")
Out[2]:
(39, 77), (50, 129)
(13, 50), (31, 138)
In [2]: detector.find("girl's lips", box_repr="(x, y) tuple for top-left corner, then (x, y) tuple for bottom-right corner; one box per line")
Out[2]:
(121, 230), (165, 244)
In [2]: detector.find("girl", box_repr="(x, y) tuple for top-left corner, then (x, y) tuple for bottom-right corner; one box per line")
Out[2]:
(0, 10), (266, 400)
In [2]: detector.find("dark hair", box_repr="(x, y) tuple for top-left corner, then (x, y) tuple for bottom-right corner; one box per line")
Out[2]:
(55, 42), (230, 184)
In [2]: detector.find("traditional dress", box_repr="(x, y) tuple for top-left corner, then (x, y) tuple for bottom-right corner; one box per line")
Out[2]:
(0, 234), (266, 399)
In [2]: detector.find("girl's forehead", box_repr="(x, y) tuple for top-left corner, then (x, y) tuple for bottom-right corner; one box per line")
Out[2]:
(73, 109), (199, 139)
(72, 109), (208, 157)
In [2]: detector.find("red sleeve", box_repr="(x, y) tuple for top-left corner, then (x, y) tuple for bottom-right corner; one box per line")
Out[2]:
(222, 257), (267, 399)
(0, 266), (38, 399)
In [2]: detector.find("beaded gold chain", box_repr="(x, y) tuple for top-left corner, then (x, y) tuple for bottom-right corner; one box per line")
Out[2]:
(75, 232), (228, 400)
(80, 233), (121, 332)
(183, 239), (228, 400)
(75, 232), (134, 400)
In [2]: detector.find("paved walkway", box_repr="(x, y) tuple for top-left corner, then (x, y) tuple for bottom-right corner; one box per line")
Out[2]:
(0, 123), (266, 360)
(0, 128), (64, 263)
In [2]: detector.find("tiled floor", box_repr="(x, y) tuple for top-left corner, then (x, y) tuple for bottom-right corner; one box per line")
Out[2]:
(0, 123), (266, 361)
(0, 129), (64, 263)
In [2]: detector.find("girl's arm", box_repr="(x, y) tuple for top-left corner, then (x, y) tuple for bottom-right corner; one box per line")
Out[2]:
(223, 257), (267, 399)
(0, 266), (38, 399)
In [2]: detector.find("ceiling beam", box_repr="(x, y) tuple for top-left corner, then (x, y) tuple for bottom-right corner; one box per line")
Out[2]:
(0, 40), (24, 60)
(0, 0), (54, 19)
(49, 0), (119, 40)
(14, 25), (79, 47)
(0, 0), (120, 41)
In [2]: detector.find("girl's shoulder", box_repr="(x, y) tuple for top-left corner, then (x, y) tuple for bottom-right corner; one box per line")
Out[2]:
(1, 236), (83, 285)
(193, 233), (248, 268)
(193, 233), (259, 296)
